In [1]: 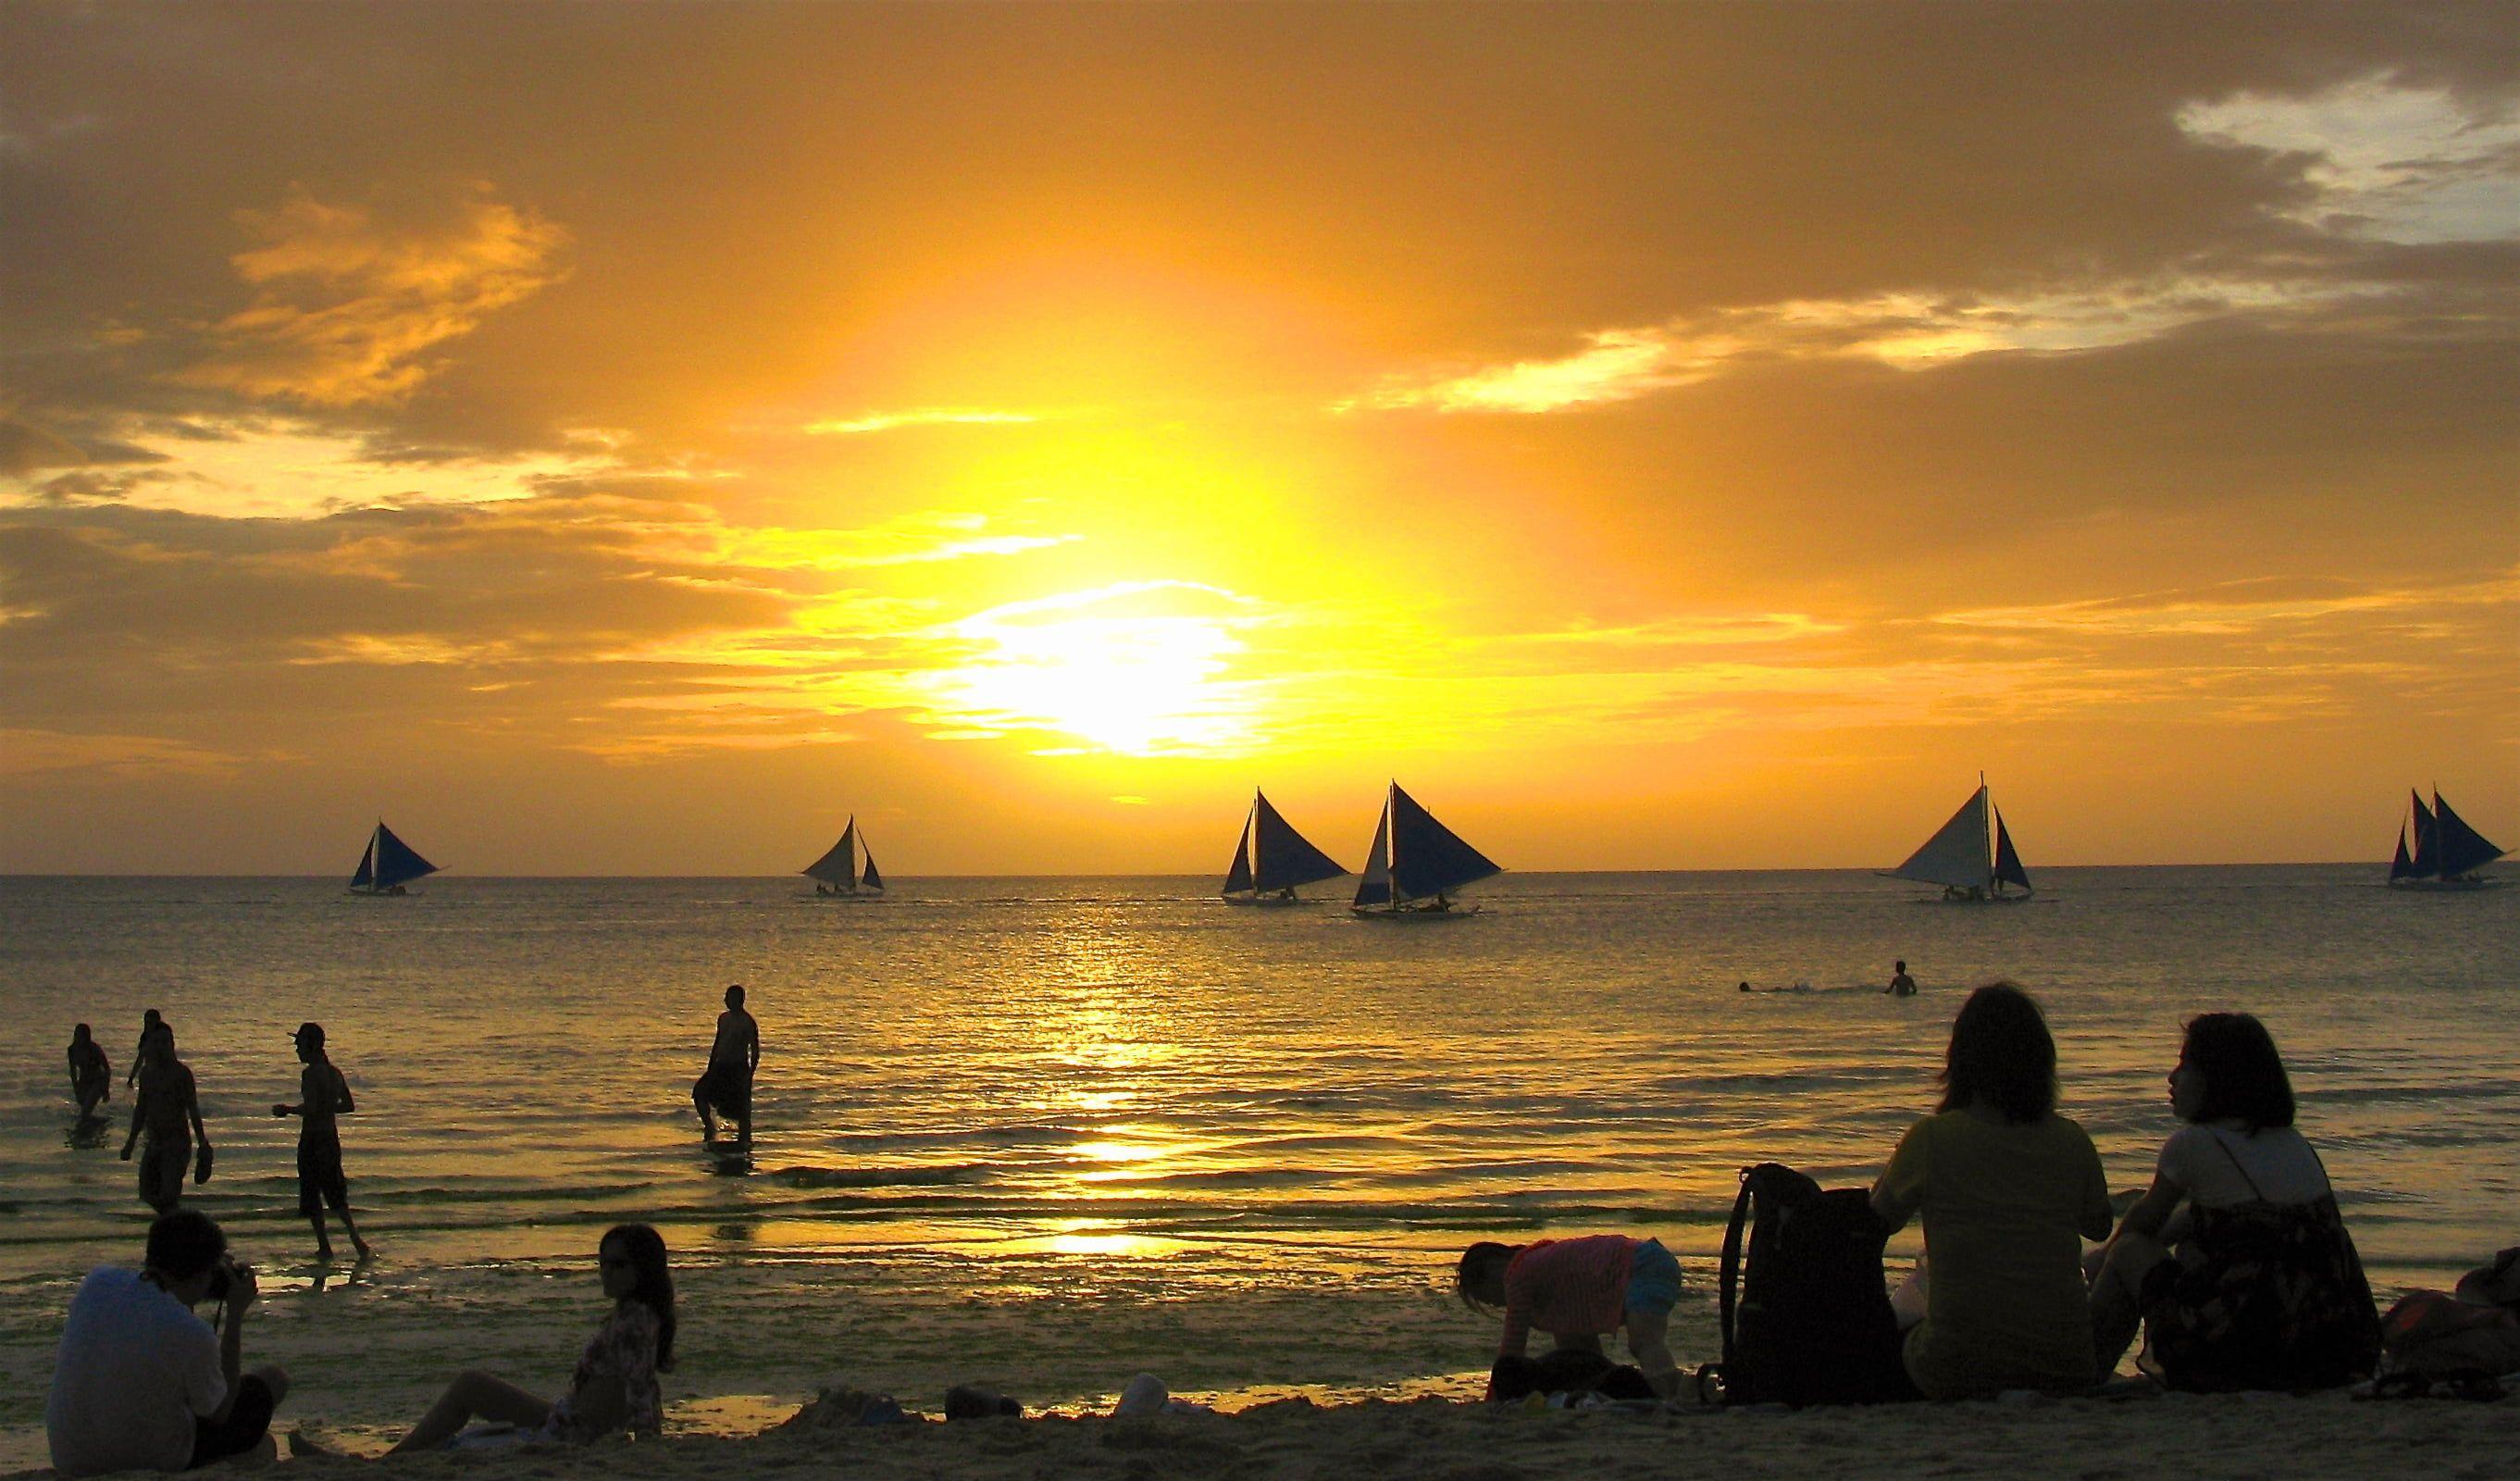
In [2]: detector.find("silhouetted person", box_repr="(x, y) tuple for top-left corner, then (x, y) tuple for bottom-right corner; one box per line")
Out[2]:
(1886, 961), (1918, 997)
(120, 1031), (207, 1215)
(68, 1025), (111, 1118)
(46, 1210), (289, 1475)
(271, 1023), (371, 1263)
(691, 985), (759, 1146)
(127, 1010), (170, 1090)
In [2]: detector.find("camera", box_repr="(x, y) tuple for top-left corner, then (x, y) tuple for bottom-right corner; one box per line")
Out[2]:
(204, 1255), (249, 1303)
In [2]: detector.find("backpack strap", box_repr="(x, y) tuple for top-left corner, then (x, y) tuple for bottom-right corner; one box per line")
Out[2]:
(1717, 1166), (1757, 1364)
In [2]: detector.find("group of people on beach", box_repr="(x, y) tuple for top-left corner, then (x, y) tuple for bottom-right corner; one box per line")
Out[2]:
(68, 1010), (372, 1262)
(1459, 984), (2383, 1404)
(43, 988), (760, 1473)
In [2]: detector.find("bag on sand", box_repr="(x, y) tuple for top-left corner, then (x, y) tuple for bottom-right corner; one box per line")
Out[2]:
(1488, 1348), (1659, 1403)
(2378, 1290), (2520, 1380)
(1700, 1163), (1913, 1407)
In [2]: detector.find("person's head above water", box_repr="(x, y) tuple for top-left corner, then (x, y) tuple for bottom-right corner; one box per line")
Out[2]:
(1454, 1240), (1525, 1312)
(724, 984), (745, 1010)
(2172, 1012), (2294, 1132)
(1937, 981), (2057, 1124)
(143, 1009), (163, 1029)
(1895, 960), (1907, 974)
(73, 1023), (93, 1044)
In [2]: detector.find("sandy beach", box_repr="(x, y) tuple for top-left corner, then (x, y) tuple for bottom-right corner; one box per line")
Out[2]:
(23, 1389), (2481, 1481)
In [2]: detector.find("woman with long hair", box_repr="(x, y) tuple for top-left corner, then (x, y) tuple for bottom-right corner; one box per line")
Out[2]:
(1870, 983), (2113, 1398)
(383, 1225), (676, 1453)
(2087, 1013), (2377, 1389)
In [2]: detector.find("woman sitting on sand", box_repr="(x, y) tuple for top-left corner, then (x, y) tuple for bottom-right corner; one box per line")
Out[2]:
(2086, 1013), (2378, 1391)
(383, 1225), (676, 1453)
(1457, 1234), (1683, 1400)
(1870, 982), (2113, 1399)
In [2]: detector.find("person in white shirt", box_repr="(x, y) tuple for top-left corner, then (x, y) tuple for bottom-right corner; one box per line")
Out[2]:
(2086, 1011), (2378, 1388)
(45, 1211), (290, 1475)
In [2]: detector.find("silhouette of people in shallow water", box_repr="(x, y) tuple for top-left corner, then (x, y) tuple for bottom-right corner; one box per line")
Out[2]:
(272, 1022), (372, 1263)
(1886, 961), (1918, 997)
(68, 1024), (111, 1118)
(128, 1009), (170, 1091)
(692, 985), (759, 1147)
(121, 1030), (206, 1214)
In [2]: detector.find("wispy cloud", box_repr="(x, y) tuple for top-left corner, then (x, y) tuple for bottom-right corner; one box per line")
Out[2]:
(803, 408), (1044, 435)
(179, 186), (568, 407)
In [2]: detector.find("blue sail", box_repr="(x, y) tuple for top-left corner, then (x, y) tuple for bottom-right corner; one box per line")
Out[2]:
(804, 820), (861, 890)
(1386, 784), (1501, 903)
(368, 822), (439, 891)
(1222, 831), (1254, 896)
(1992, 809), (2032, 894)
(1250, 791), (1347, 894)
(2389, 825), (2415, 881)
(349, 838), (375, 891)
(860, 843), (884, 892)
(2431, 791), (2506, 880)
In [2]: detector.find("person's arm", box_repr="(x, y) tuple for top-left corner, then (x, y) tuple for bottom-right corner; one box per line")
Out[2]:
(205, 1264), (254, 1424)
(331, 1064), (356, 1114)
(121, 1083), (148, 1157)
(1870, 1121), (1928, 1232)
(185, 1075), (209, 1151)
(745, 1018), (760, 1076)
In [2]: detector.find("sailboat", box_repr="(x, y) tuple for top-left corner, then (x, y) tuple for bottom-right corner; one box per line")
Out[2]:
(348, 820), (440, 896)
(1222, 790), (1349, 904)
(2390, 789), (2506, 889)
(1351, 782), (1502, 916)
(1880, 777), (2033, 901)
(802, 816), (886, 899)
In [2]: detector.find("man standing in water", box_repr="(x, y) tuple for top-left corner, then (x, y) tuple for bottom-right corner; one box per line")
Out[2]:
(127, 1009), (170, 1091)
(120, 1031), (207, 1214)
(692, 984), (760, 1147)
(271, 1023), (371, 1263)
(1885, 960), (1919, 997)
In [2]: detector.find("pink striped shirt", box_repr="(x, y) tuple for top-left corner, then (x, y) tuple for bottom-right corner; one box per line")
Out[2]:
(1498, 1235), (1636, 1356)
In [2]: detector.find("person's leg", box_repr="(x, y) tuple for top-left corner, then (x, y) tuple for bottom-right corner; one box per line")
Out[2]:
(333, 1190), (372, 1260)
(1622, 1307), (1682, 1400)
(2088, 1232), (2168, 1375)
(386, 1372), (554, 1455)
(188, 1369), (286, 1467)
(734, 1075), (752, 1146)
(692, 1075), (716, 1139)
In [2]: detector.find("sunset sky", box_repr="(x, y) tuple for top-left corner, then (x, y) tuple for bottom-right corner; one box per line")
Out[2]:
(3, 2), (2514, 875)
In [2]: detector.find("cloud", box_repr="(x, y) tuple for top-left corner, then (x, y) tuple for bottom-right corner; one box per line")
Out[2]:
(803, 408), (1044, 435)
(177, 186), (568, 407)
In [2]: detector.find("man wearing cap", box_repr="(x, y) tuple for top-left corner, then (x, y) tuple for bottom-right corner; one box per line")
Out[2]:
(271, 1023), (370, 1263)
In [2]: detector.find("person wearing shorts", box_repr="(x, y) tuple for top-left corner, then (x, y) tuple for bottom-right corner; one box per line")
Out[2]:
(1458, 1234), (1685, 1400)
(120, 1033), (205, 1215)
(690, 985), (759, 1146)
(272, 1023), (370, 1263)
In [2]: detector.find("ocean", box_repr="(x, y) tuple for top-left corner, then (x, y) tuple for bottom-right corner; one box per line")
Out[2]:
(1, 868), (2513, 1456)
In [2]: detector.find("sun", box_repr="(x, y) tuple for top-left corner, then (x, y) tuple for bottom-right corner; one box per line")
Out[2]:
(921, 581), (1259, 755)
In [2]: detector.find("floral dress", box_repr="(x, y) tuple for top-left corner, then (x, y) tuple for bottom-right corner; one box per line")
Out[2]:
(549, 1301), (664, 1441)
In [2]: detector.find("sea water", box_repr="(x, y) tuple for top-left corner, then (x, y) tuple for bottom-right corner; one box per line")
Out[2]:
(1, 869), (2513, 1455)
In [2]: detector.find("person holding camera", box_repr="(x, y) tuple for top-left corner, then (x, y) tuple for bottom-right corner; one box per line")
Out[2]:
(44, 1210), (290, 1475)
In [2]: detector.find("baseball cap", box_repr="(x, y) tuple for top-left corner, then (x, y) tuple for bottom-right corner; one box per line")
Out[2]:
(292, 1022), (326, 1048)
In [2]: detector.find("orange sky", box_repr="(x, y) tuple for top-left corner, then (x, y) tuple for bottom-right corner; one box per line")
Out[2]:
(2, 2), (2514, 874)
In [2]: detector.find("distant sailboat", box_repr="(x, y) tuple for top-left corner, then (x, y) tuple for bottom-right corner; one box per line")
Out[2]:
(1881, 778), (2033, 901)
(348, 820), (440, 896)
(2390, 789), (2505, 888)
(1351, 782), (1502, 915)
(1222, 790), (1349, 904)
(803, 816), (886, 899)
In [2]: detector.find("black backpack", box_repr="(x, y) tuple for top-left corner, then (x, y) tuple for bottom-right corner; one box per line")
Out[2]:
(1700, 1162), (1916, 1406)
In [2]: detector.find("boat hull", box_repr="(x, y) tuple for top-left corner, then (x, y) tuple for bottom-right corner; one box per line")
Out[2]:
(2389, 877), (2501, 891)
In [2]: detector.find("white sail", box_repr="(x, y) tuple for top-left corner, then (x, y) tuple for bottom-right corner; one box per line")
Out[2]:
(1890, 785), (1992, 891)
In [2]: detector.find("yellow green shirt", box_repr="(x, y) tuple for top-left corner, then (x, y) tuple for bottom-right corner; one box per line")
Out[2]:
(1874, 1108), (2113, 1398)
